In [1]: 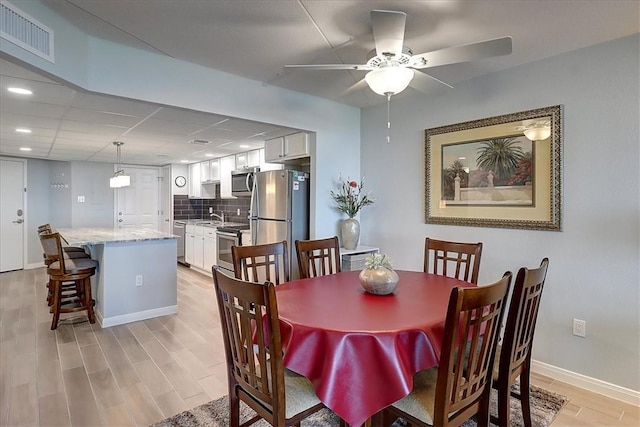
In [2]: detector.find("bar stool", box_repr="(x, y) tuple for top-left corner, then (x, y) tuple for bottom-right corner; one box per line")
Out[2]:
(38, 225), (90, 306)
(39, 232), (98, 330)
(38, 224), (87, 254)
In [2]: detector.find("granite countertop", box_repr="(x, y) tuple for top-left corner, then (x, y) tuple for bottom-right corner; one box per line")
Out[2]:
(57, 227), (178, 245)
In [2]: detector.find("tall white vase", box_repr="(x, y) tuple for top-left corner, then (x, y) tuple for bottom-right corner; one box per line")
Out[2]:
(341, 218), (360, 250)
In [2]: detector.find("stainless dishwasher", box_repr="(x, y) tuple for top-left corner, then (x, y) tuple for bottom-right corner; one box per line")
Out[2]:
(173, 220), (188, 265)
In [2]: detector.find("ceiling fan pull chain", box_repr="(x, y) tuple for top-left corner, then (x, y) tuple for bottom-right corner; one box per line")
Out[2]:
(386, 93), (391, 143)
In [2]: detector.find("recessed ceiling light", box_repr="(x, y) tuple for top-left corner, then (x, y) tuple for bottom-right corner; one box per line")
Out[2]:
(205, 153), (215, 157)
(15, 128), (32, 133)
(180, 160), (190, 163)
(239, 144), (250, 149)
(19, 147), (32, 151)
(8, 87), (33, 95)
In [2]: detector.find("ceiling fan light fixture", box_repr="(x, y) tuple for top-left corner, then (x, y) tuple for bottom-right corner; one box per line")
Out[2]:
(365, 66), (414, 96)
(523, 123), (551, 141)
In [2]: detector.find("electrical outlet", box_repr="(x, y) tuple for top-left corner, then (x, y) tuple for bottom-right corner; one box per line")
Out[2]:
(209, 207), (213, 214)
(237, 208), (241, 215)
(136, 275), (143, 287)
(573, 318), (586, 337)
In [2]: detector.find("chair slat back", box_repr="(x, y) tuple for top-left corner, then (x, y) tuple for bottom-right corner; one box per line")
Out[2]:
(434, 273), (511, 426)
(232, 241), (290, 285)
(295, 236), (341, 279)
(212, 266), (286, 419)
(424, 238), (483, 284)
(500, 258), (549, 381)
(39, 232), (66, 271)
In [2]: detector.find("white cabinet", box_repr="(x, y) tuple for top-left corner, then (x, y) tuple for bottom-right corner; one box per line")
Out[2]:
(188, 163), (200, 198)
(185, 224), (202, 266)
(235, 149), (260, 171)
(259, 148), (284, 171)
(203, 228), (217, 271)
(220, 155), (236, 199)
(200, 159), (220, 183)
(240, 230), (252, 246)
(247, 149), (261, 167)
(264, 132), (312, 162)
(189, 163), (215, 198)
(235, 152), (248, 169)
(209, 159), (220, 182)
(200, 161), (211, 183)
(186, 225), (217, 271)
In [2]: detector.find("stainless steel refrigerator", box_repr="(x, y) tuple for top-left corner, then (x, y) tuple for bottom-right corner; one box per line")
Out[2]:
(249, 170), (309, 279)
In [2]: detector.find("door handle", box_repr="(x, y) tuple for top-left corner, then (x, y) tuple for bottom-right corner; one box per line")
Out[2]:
(12, 219), (23, 224)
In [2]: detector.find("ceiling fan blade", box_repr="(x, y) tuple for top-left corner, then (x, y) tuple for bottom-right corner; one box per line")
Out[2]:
(341, 78), (369, 96)
(371, 10), (406, 57)
(411, 36), (513, 69)
(410, 70), (454, 94)
(284, 64), (372, 71)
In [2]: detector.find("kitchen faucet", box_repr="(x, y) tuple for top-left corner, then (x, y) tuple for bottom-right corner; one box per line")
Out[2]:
(210, 211), (225, 223)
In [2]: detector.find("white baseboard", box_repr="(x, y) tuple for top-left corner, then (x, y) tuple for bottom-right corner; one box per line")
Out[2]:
(97, 306), (178, 328)
(532, 359), (640, 406)
(25, 262), (44, 270)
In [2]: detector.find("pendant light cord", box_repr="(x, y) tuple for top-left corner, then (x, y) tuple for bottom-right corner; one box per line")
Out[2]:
(386, 93), (392, 143)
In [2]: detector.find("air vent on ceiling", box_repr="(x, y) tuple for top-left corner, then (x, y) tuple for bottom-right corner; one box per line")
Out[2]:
(189, 139), (212, 145)
(0, 1), (54, 63)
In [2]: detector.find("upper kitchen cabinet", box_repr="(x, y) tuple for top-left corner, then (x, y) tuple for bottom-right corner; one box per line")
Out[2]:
(219, 155), (237, 199)
(259, 148), (283, 171)
(189, 162), (215, 198)
(200, 159), (220, 183)
(264, 132), (313, 163)
(235, 149), (261, 170)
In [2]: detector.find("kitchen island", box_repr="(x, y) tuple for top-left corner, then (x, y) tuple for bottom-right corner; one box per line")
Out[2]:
(58, 227), (178, 327)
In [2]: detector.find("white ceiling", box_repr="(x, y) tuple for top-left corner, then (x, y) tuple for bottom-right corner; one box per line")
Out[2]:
(1, 0), (638, 165)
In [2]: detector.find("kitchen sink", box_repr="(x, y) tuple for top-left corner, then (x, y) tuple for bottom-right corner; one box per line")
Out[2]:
(195, 220), (224, 226)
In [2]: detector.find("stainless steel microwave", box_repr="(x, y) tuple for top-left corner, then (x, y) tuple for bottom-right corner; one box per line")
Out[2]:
(231, 167), (259, 196)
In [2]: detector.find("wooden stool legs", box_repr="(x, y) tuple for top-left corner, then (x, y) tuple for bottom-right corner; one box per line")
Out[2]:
(49, 273), (96, 330)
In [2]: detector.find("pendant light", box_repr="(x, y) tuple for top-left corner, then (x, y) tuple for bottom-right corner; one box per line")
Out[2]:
(109, 141), (130, 188)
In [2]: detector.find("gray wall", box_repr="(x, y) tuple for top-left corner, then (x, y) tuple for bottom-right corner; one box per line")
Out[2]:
(361, 34), (640, 391)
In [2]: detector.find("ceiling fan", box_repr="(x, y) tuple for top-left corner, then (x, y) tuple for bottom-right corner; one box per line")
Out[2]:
(286, 10), (512, 142)
(286, 10), (513, 98)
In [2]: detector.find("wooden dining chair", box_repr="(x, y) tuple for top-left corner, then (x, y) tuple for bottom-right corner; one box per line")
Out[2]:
(383, 272), (512, 427)
(295, 236), (341, 279)
(231, 241), (290, 285)
(211, 266), (326, 426)
(39, 232), (98, 330)
(492, 258), (549, 427)
(423, 238), (483, 284)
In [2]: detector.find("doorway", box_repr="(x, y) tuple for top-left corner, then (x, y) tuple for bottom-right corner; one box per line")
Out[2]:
(115, 167), (160, 229)
(1, 158), (26, 272)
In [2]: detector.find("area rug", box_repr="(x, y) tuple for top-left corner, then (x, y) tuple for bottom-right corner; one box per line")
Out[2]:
(151, 383), (568, 427)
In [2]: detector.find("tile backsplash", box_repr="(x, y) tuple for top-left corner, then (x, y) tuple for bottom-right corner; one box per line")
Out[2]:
(174, 186), (250, 223)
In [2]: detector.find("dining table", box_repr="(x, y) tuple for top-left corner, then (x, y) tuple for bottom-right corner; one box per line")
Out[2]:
(275, 269), (475, 427)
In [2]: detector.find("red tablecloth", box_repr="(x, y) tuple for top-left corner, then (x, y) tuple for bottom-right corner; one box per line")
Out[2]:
(275, 270), (474, 427)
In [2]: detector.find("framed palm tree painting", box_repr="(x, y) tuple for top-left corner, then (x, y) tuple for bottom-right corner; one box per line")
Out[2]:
(425, 105), (563, 231)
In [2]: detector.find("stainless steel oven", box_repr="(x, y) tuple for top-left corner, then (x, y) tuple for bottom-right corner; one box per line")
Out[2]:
(216, 227), (242, 273)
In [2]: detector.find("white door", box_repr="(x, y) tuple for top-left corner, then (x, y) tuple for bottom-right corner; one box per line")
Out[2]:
(1, 159), (25, 272)
(116, 167), (160, 229)
(160, 165), (172, 233)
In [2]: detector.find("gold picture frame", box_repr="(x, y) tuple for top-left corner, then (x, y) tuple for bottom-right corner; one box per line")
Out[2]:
(425, 105), (563, 231)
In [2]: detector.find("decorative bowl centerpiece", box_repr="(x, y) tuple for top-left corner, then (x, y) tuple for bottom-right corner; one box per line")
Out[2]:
(359, 253), (399, 295)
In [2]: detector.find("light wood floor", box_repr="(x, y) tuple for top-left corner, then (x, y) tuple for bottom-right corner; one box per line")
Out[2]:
(0, 265), (637, 426)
